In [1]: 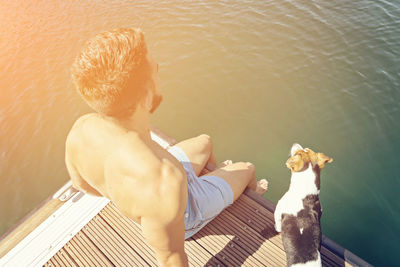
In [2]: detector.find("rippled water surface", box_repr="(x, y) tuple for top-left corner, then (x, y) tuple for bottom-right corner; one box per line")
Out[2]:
(1, 1), (399, 265)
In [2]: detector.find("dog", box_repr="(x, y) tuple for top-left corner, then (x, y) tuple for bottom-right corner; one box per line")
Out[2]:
(274, 143), (333, 267)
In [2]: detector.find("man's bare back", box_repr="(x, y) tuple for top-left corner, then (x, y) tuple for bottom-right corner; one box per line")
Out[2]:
(66, 113), (187, 220)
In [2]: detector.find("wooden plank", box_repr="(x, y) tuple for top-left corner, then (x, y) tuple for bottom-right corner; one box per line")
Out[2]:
(106, 203), (224, 267)
(64, 240), (91, 267)
(222, 209), (286, 264)
(74, 231), (114, 267)
(238, 195), (277, 228)
(69, 235), (97, 266)
(1, 193), (109, 266)
(105, 205), (158, 261)
(88, 219), (133, 267)
(185, 238), (220, 267)
(186, 240), (214, 267)
(46, 256), (61, 267)
(321, 252), (339, 267)
(183, 242), (203, 267)
(192, 234), (231, 267)
(212, 210), (286, 266)
(52, 252), (68, 267)
(69, 237), (100, 267)
(82, 221), (127, 266)
(192, 227), (243, 266)
(200, 225), (250, 266)
(244, 188), (276, 212)
(89, 216), (149, 267)
(100, 206), (158, 266)
(0, 198), (64, 258)
(97, 214), (151, 266)
(228, 197), (283, 248)
(58, 248), (78, 267)
(200, 223), (263, 267)
(321, 246), (346, 267)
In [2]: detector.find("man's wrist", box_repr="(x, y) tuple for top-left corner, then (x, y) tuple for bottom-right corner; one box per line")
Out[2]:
(160, 251), (189, 267)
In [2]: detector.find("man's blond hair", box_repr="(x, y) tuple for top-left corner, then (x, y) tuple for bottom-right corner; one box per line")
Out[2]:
(71, 28), (151, 117)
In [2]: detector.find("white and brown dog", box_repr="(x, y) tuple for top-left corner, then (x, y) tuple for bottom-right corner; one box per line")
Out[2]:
(274, 144), (333, 267)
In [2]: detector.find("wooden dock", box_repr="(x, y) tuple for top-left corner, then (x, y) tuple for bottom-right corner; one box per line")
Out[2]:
(44, 191), (354, 267)
(0, 128), (370, 266)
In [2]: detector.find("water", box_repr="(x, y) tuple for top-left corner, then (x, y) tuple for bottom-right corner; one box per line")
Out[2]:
(1, 1), (399, 265)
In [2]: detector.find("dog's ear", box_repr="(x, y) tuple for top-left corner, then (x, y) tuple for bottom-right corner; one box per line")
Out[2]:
(317, 153), (333, 169)
(286, 154), (304, 172)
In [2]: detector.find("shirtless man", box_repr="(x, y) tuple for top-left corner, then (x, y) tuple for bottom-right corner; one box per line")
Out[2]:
(65, 28), (268, 267)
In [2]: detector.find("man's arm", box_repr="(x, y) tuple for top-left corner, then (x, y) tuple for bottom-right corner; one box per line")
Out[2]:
(104, 147), (189, 267)
(140, 170), (188, 267)
(141, 214), (188, 267)
(65, 151), (102, 196)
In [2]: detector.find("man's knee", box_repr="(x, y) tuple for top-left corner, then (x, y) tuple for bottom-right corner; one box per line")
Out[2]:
(245, 162), (255, 176)
(197, 134), (212, 152)
(233, 161), (255, 175)
(246, 161), (255, 170)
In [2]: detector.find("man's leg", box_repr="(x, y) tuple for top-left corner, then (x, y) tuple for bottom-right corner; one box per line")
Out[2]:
(174, 134), (216, 176)
(201, 162), (268, 201)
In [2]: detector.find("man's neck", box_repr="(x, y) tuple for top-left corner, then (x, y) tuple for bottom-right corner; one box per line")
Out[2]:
(104, 108), (152, 142)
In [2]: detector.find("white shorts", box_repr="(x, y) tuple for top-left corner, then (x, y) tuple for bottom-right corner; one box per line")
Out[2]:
(167, 146), (234, 239)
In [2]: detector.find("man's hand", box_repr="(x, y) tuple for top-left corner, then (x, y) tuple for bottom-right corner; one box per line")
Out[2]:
(65, 151), (102, 197)
(141, 216), (188, 267)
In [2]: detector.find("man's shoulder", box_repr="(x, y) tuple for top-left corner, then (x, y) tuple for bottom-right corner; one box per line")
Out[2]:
(71, 113), (97, 130)
(66, 113), (96, 144)
(105, 136), (159, 169)
(66, 113), (128, 150)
